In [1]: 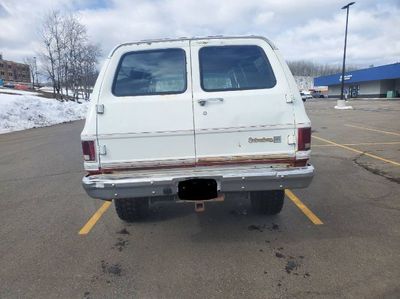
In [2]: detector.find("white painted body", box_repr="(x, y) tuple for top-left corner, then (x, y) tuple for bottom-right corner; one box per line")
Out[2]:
(81, 36), (311, 172)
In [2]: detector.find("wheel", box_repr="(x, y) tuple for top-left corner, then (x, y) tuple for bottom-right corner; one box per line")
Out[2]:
(250, 190), (284, 215)
(114, 198), (149, 222)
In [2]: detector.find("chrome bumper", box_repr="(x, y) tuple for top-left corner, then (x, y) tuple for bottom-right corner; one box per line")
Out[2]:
(82, 164), (314, 200)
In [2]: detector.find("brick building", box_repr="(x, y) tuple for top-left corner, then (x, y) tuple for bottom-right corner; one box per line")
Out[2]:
(0, 54), (31, 83)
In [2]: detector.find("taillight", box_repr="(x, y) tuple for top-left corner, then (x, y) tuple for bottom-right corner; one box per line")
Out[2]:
(82, 140), (96, 161)
(298, 127), (311, 151)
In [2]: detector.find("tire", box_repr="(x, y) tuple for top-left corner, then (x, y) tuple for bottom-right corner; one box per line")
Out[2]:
(250, 190), (285, 215)
(114, 198), (149, 222)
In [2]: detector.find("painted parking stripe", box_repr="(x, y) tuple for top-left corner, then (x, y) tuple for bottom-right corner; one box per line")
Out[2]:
(345, 124), (400, 137)
(79, 201), (112, 235)
(313, 135), (400, 167)
(285, 189), (323, 225)
(313, 141), (400, 147)
(78, 191), (324, 231)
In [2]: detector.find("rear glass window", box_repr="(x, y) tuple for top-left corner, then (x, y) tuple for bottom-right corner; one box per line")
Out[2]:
(199, 45), (276, 91)
(113, 48), (187, 96)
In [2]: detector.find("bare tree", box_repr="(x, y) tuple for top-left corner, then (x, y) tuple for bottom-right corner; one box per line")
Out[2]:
(80, 43), (101, 100)
(39, 10), (101, 101)
(39, 10), (65, 99)
(287, 60), (360, 77)
(64, 14), (87, 98)
(23, 57), (38, 88)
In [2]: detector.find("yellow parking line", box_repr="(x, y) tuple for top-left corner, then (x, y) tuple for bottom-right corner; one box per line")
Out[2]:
(285, 189), (323, 225)
(313, 135), (400, 166)
(345, 124), (400, 137)
(313, 141), (400, 147)
(79, 201), (112, 235)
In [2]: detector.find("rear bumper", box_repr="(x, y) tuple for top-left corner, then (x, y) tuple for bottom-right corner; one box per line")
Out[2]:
(82, 164), (314, 200)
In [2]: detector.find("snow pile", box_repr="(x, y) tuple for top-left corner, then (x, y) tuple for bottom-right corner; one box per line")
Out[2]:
(0, 90), (89, 134)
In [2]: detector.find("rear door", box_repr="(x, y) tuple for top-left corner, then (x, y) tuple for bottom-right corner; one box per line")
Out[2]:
(190, 38), (296, 166)
(96, 40), (195, 170)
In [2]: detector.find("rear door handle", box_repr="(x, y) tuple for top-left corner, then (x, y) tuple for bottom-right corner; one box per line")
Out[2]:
(198, 98), (224, 106)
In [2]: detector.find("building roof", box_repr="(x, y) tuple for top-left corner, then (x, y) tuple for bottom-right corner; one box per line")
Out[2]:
(0, 58), (29, 67)
(314, 63), (400, 86)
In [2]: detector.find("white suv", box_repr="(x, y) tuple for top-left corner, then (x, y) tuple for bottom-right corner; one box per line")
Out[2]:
(81, 36), (314, 221)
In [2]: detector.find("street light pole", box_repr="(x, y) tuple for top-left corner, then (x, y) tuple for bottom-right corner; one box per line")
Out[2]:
(336, 1), (355, 110)
(33, 56), (38, 90)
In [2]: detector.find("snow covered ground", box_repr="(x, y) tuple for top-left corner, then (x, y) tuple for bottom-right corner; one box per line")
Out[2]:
(0, 89), (89, 134)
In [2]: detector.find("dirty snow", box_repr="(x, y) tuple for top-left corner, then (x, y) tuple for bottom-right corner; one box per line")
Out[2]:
(0, 89), (89, 134)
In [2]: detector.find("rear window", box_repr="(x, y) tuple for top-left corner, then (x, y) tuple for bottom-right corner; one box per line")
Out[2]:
(199, 45), (276, 92)
(112, 48), (187, 96)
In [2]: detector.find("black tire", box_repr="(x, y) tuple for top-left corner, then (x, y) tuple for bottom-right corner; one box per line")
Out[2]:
(250, 190), (285, 215)
(114, 198), (149, 222)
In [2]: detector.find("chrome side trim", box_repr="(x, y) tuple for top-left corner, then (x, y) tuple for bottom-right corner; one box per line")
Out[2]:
(96, 124), (296, 140)
(100, 158), (196, 169)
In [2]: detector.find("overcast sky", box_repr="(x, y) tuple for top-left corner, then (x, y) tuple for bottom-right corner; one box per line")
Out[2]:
(0, 0), (399, 67)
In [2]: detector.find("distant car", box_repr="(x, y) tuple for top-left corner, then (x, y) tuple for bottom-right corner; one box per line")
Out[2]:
(300, 91), (312, 102)
(312, 92), (326, 98)
(15, 84), (30, 91)
(3, 83), (15, 88)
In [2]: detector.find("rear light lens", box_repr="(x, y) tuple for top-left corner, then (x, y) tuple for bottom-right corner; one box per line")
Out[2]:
(82, 140), (96, 161)
(298, 127), (311, 151)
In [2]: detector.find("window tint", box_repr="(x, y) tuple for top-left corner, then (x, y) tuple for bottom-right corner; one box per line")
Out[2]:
(199, 45), (276, 91)
(113, 48), (186, 96)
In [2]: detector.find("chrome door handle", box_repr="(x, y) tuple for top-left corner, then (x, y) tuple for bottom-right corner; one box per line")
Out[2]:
(198, 98), (224, 106)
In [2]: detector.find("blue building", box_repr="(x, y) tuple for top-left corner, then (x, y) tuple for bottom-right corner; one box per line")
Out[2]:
(314, 63), (400, 98)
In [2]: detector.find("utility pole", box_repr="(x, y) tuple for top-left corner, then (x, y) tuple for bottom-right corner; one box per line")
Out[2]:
(335, 1), (355, 110)
(33, 56), (38, 89)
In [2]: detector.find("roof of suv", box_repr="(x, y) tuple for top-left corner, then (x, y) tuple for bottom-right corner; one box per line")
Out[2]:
(108, 35), (278, 57)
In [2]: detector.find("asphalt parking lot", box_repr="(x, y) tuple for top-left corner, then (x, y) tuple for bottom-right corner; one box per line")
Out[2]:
(0, 99), (399, 298)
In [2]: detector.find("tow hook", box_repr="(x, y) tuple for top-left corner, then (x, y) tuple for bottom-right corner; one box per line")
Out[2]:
(193, 194), (225, 212)
(195, 201), (205, 212)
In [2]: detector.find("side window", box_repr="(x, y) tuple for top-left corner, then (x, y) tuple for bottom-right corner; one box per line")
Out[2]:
(113, 48), (187, 96)
(199, 45), (277, 92)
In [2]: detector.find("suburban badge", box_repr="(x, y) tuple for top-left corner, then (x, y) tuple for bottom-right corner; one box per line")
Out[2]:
(248, 136), (281, 143)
